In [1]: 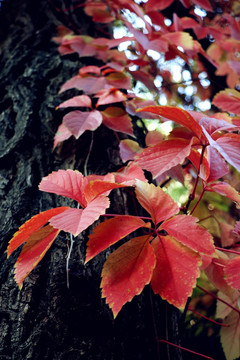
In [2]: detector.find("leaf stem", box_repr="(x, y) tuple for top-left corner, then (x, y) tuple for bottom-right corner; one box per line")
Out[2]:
(159, 339), (214, 359)
(197, 285), (240, 314)
(185, 145), (206, 212)
(84, 132), (94, 176)
(190, 187), (206, 215)
(187, 306), (229, 327)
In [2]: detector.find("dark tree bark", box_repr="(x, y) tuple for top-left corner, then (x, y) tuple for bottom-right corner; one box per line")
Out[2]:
(0, 1), (183, 359)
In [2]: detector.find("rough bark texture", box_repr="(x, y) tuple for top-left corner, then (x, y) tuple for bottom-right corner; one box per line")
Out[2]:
(0, 1), (183, 359)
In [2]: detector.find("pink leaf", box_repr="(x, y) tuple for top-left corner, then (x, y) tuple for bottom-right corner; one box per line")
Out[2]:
(53, 123), (72, 148)
(101, 107), (133, 136)
(39, 169), (88, 207)
(96, 88), (127, 107)
(63, 110), (102, 138)
(201, 128), (240, 172)
(113, 162), (146, 185)
(135, 180), (179, 225)
(57, 95), (92, 109)
(60, 76), (107, 94)
(135, 138), (192, 179)
(119, 139), (141, 162)
(216, 134), (240, 172)
(206, 146), (229, 182)
(50, 197), (110, 236)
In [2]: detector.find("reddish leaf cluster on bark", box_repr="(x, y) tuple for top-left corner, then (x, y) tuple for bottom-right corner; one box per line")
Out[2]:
(7, 1), (240, 359)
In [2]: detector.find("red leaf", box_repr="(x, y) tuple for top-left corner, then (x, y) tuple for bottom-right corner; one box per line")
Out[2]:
(101, 107), (133, 136)
(145, 0), (174, 11)
(39, 169), (88, 207)
(63, 110), (102, 139)
(57, 95), (92, 109)
(50, 197), (110, 236)
(213, 88), (240, 114)
(151, 235), (201, 309)
(7, 207), (69, 257)
(86, 216), (150, 262)
(15, 225), (59, 288)
(101, 235), (155, 317)
(206, 181), (240, 204)
(161, 215), (215, 256)
(137, 106), (203, 139)
(135, 138), (192, 179)
(135, 180), (179, 225)
(225, 257), (240, 290)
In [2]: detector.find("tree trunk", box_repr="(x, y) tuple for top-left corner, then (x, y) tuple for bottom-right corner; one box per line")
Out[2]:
(0, 1), (183, 359)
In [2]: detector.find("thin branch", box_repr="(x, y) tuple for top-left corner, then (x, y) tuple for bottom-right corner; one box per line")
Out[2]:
(159, 339), (214, 360)
(187, 306), (230, 327)
(197, 285), (240, 314)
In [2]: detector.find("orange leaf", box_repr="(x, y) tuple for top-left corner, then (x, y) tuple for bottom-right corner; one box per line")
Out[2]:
(15, 225), (60, 289)
(101, 235), (155, 318)
(7, 207), (69, 257)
